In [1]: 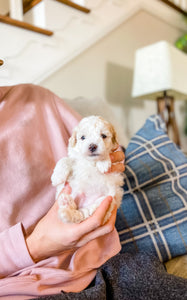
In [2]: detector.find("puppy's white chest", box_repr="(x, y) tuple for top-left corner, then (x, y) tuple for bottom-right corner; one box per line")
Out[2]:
(70, 161), (108, 201)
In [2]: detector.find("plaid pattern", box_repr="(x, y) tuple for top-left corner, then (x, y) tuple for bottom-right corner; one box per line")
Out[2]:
(116, 115), (187, 262)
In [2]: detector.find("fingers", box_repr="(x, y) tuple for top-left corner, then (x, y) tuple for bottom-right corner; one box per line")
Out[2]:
(56, 183), (72, 208)
(108, 150), (125, 173)
(51, 183), (72, 214)
(76, 196), (113, 239)
(77, 205), (117, 247)
(110, 163), (125, 173)
(110, 150), (125, 163)
(62, 182), (72, 194)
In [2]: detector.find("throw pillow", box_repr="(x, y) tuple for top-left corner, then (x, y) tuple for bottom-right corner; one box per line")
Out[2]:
(116, 115), (187, 262)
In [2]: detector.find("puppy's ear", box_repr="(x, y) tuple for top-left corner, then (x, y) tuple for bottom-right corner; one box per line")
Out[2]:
(69, 129), (77, 147)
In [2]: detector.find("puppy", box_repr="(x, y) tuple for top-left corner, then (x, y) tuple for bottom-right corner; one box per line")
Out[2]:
(51, 116), (125, 223)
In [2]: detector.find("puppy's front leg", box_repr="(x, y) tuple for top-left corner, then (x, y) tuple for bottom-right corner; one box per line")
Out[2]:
(96, 158), (111, 174)
(51, 157), (72, 187)
(79, 204), (98, 220)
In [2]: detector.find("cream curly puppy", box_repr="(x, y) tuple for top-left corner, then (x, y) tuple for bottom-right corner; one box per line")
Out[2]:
(51, 116), (124, 223)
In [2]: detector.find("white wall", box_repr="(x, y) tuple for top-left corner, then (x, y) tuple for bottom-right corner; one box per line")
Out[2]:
(41, 10), (187, 150)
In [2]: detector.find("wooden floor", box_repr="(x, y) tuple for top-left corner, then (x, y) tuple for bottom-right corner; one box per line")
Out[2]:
(165, 255), (187, 278)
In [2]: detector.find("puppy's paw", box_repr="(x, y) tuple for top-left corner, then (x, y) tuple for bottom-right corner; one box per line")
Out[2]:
(51, 158), (71, 186)
(58, 193), (76, 209)
(58, 207), (73, 223)
(103, 200), (115, 224)
(59, 207), (84, 223)
(58, 196), (84, 223)
(96, 160), (111, 173)
(79, 204), (98, 219)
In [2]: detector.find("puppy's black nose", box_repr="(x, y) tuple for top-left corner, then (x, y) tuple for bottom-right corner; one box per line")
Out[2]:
(89, 144), (98, 153)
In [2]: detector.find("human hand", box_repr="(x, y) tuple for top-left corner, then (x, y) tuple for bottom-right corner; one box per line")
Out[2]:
(109, 146), (125, 173)
(26, 191), (117, 263)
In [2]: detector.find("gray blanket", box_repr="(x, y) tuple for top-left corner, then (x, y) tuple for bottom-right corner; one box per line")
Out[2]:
(33, 252), (187, 300)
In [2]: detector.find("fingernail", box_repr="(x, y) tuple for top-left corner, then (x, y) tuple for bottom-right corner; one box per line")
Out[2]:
(108, 196), (113, 203)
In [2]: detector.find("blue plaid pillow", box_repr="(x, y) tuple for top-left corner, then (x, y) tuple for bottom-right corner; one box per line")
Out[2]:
(116, 115), (187, 262)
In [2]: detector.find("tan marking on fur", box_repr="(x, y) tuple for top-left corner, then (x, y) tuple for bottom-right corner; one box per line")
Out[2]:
(69, 129), (77, 147)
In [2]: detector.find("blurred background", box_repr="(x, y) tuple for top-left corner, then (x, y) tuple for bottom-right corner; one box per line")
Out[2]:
(0, 0), (187, 150)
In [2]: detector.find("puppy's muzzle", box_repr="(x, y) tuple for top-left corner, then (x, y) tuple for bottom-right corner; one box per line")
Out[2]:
(89, 143), (98, 153)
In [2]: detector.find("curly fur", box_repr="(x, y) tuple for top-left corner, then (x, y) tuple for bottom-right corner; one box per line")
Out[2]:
(51, 116), (125, 223)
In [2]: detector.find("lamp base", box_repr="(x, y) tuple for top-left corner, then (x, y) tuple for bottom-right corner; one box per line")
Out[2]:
(157, 94), (180, 147)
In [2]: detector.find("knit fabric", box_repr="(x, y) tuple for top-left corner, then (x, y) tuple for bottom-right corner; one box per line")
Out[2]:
(33, 252), (187, 300)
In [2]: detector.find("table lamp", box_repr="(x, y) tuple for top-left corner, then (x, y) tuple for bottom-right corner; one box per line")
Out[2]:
(132, 40), (187, 147)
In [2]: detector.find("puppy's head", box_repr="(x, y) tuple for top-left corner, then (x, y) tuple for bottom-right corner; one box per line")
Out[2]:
(68, 116), (118, 160)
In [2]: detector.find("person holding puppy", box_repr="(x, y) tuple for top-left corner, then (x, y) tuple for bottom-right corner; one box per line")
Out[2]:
(0, 84), (124, 299)
(0, 84), (186, 300)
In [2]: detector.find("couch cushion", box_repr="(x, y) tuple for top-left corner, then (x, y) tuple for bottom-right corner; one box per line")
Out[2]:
(116, 115), (187, 262)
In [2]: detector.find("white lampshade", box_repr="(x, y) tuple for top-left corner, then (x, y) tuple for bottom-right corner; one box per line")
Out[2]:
(132, 41), (187, 100)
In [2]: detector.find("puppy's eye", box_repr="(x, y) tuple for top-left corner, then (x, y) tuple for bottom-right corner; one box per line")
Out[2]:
(81, 136), (85, 140)
(101, 134), (107, 139)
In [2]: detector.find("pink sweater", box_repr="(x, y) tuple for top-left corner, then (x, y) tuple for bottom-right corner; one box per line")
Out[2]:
(0, 84), (121, 299)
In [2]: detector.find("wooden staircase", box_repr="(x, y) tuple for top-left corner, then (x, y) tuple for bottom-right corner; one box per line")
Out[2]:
(0, 0), (186, 86)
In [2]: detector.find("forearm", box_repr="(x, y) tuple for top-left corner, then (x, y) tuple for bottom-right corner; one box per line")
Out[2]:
(0, 223), (34, 278)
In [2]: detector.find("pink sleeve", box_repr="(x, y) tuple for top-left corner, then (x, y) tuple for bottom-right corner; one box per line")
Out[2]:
(0, 223), (34, 278)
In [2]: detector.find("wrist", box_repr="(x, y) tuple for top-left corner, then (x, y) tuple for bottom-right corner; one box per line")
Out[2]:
(26, 232), (43, 263)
